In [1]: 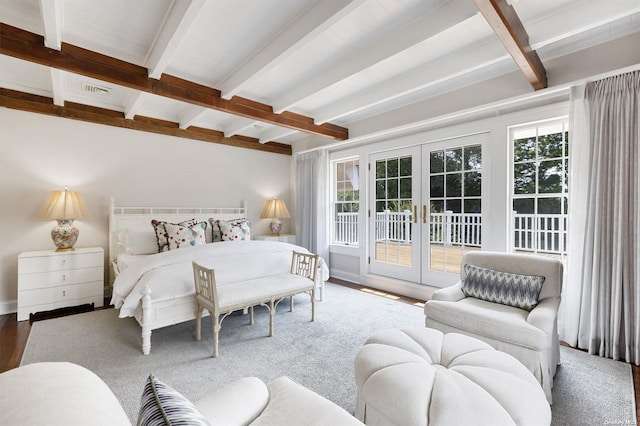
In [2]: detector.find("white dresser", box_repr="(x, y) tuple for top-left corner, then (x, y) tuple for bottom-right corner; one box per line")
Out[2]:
(254, 234), (296, 244)
(17, 247), (104, 321)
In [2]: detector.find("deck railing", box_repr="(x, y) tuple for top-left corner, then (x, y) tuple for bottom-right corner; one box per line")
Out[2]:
(335, 210), (568, 255)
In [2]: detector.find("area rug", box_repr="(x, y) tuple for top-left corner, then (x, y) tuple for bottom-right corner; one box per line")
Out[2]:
(22, 282), (636, 425)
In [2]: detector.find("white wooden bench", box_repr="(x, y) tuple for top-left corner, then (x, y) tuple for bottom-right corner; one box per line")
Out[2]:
(192, 251), (319, 357)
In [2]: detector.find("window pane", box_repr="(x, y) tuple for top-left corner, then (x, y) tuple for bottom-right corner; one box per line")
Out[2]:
(514, 163), (536, 194)
(538, 197), (562, 214)
(538, 159), (563, 193)
(445, 149), (462, 172)
(388, 179), (398, 199)
(399, 177), (411, 199)
(514, 137), (536, 162)
(431, 200), (444, 213)
(376, 180), (386, 199)
(446, 198), (461, 213)
(376, 161), (386, 179)
(464, 198), (481, 213)
(513, 198), (534, 214)
(446, 174), (462, 197)
(399, 157), (412, 177)
(431, 151), (444, 173)
(387, 159), (399, 178)
(539, 132), (564, 158)
(464, 145), (482, 171)
(376, 201), (386, 212)
(464, 172), (481, 196)
(430, 175), (444, 198)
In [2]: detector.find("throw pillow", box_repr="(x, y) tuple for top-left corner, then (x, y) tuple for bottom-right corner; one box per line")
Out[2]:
(212, 218), (251, 241)
(461, 264), (545, 311)
(151, 219), (198, 252)
(137, 374), (210, 426)
(164, 222), (207, 250)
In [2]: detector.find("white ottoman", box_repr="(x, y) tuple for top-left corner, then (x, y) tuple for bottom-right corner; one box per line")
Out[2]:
(354, 327), (550, 426)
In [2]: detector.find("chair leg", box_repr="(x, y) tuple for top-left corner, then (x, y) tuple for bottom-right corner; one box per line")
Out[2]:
(290, 295), (294, 312)
(212, 313), (220, 358)
(268, 300), (275, 337)
(195, 305), (202, 341)
(311, 288), (315, 322)
(249, 306), (254, 325)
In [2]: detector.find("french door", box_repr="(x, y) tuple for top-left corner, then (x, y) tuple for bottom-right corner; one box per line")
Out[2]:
(368, 135), (484, 287)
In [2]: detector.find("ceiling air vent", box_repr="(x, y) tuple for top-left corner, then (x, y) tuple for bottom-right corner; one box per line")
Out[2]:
(81, 82), (111, 95)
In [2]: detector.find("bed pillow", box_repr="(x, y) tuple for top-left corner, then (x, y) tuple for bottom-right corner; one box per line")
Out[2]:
(461, 264), (545, 311)
(164, 222), (207, 251)
(210, 218), (251, 241)
(123, 229), (158, 255)
(151, 219), (198, 252)
(138, 374), (210, 426)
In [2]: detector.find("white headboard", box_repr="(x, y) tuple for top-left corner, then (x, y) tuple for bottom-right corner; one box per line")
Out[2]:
(108, 197), (247, 267)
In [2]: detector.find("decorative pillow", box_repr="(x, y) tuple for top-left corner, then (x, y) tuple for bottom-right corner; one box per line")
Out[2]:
(210, 218), (251, 241)
(164, 222), (207, 251)
(138, 374), (210, 426)
(151, 219), (198, 252)
(461, 264), (545, 311)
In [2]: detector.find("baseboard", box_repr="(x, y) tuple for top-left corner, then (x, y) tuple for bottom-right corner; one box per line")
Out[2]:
(0, 300), (17, 316)
(329, 270), (360, 284)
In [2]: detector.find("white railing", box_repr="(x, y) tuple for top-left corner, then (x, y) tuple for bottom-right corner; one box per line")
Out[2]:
(335, 210), (568, 255)
(512, 212), (567, 255)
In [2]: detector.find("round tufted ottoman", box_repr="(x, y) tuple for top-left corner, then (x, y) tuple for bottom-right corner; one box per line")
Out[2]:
(354, 327), (550, 426)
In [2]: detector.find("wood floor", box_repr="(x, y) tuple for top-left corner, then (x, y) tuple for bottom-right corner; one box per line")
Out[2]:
(2, 282), (639, 423)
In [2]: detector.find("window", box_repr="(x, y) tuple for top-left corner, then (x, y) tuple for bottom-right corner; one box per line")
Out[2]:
(511, 119), (569, 255)
(333, 158), (360, 246)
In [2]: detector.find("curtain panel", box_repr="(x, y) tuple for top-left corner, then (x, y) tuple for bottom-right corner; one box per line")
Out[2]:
(560, 70), (640, 364)
(294, 150), (329, 264)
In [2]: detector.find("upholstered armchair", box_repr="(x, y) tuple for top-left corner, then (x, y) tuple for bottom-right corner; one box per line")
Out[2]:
(424, 251), (563, 404)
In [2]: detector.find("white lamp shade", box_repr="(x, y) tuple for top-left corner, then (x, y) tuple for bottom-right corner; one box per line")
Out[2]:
(38, 188), (90, 220)
(260, 198), (290, 219)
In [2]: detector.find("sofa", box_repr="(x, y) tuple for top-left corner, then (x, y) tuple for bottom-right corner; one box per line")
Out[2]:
(0, 362), (363, 426)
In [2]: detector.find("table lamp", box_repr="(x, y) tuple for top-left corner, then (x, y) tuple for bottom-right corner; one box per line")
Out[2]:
(260, 197), (290, 236)
(38, 187), (90, 251)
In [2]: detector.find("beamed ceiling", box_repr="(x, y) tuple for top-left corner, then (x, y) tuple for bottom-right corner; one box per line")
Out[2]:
(1, 0), (640, 155)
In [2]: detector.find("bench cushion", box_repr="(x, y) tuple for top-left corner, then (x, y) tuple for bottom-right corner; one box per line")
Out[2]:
(217, 274), (313, 308)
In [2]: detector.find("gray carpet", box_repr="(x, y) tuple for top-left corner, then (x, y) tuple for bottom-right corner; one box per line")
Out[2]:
(22, 282), (636, 425)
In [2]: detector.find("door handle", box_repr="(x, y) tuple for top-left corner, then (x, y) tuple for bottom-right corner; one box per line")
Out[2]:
(413, 205), (417, 223)
(423, 205), (427, 223)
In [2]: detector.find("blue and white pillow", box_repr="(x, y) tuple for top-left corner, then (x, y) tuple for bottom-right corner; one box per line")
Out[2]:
(138, 374), (210, 426)
(209, 218), (251, 241)
(461, 264), (545, 311)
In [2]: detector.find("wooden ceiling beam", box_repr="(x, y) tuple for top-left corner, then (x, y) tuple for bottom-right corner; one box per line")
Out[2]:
(0, 23), (348, 140)
(0, 88), (292, 155)
(473, 0), (547, 90)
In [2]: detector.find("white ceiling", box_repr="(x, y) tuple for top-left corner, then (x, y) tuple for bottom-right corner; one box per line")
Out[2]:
(1, 0), (640, 151)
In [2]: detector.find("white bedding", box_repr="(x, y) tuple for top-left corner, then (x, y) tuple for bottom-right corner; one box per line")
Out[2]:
(111, 241), (328, 318)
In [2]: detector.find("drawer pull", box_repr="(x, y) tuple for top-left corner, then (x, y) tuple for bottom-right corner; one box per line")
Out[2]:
(62, 290), (66, 297)
(62, 274), (66, 281)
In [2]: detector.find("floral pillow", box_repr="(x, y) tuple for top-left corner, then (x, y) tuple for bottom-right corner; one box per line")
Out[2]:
(211, 218), (251, 241)
(164, 222), (207, 250)
(151, 219), (198, 252)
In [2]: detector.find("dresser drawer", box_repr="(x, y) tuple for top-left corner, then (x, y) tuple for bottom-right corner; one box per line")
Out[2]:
(18, 266), (103, 291)
(18, 281), (103, 306)
(18, 251), (103, 273)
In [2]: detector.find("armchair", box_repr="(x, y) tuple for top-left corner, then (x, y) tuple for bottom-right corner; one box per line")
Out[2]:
(424, 251), (563, 403)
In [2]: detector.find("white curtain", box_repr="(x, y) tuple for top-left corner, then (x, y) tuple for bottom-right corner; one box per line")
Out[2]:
(294, 150), (329, 263)
(559, 71), (640, 364)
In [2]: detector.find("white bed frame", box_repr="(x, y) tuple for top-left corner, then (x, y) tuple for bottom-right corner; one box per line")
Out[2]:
(108, 198), (248, 354)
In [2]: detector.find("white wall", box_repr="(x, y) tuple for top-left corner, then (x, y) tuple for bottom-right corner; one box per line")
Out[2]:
(0, 108), (293, 314)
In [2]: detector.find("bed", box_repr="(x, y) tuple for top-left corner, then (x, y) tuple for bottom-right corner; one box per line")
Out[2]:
(108, 199), (327, 355)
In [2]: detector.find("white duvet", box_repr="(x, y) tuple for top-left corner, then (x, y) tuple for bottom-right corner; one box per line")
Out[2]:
(111, 240), (328, 318)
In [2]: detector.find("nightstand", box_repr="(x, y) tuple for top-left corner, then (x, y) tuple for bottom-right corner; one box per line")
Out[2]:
(254, 234), (297, 244)
(17, 247), (104, 321)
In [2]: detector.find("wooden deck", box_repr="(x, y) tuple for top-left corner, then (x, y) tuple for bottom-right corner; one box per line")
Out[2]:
(375, 242), (480, 273)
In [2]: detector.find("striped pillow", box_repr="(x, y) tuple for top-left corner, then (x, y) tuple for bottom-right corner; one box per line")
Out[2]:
(461, 264), (545, 311)
(137, 375), (210, 426)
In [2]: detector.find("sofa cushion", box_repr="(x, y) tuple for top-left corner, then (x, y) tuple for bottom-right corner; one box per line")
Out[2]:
(195, 377), (269, 425)
(0, 362), (131, 426)
(138, 374), (210, 426)
(461, 264), (544, 311)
